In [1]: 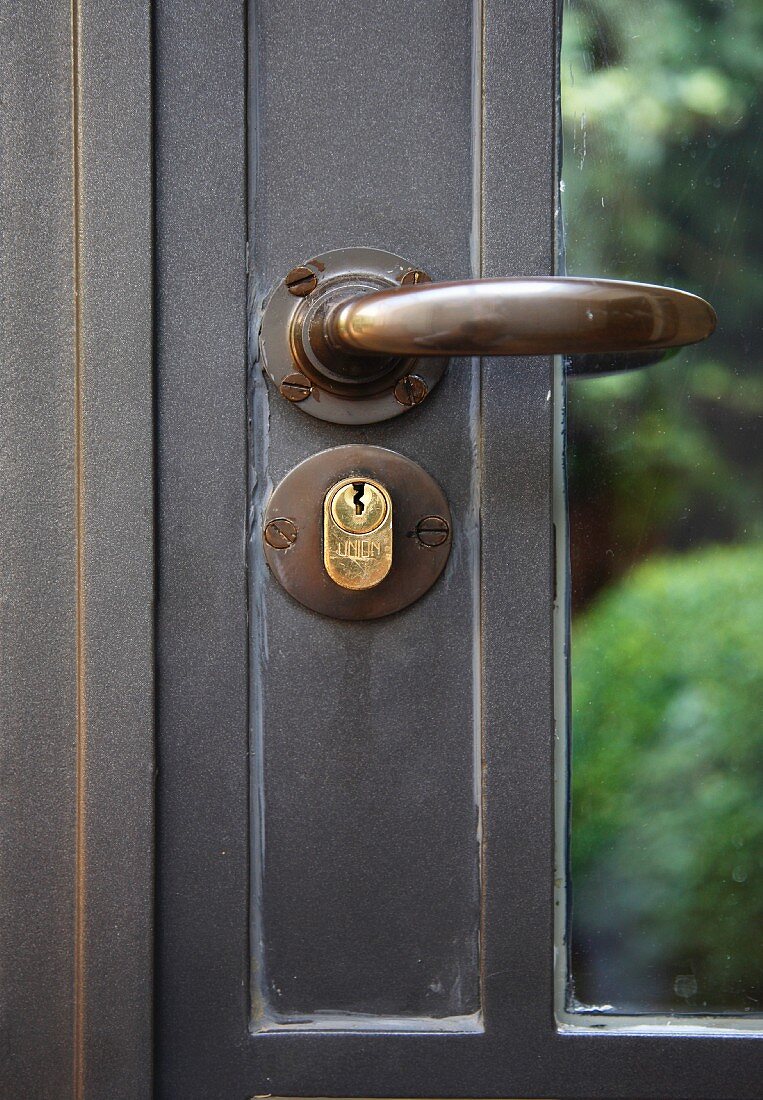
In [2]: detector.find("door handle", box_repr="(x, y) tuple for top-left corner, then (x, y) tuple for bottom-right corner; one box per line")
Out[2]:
(326, 276), (715, 359)
(259, 247), (716, 424)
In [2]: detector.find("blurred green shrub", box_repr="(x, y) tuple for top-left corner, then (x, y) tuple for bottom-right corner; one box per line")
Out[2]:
(571, 543), (763, 1009)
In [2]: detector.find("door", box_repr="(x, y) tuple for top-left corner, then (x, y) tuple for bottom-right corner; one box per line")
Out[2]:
(153, 1), (760, 1096)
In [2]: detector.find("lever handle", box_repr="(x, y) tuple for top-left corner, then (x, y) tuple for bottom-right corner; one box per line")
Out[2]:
(258, 248), (718, 425)
(326, 277), (716, 359)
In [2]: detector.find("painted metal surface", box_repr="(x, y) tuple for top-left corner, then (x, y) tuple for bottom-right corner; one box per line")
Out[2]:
(153, 0), (250, 1093)
(2, 0), (757, 1094)
(154, 1), (761, 1097)
(248, 0), (480, 1031)
(0, 2), (154, 1097)
(1, 6), (78, 1092)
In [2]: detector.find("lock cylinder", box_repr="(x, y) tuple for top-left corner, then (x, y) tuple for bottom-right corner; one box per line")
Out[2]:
(323, 477), (392, 590)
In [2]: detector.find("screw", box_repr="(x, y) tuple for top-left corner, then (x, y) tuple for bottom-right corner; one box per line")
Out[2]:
(264, 518), (298, 549)
(400, 268), (431, 287)
(279, 373), (313, 402)
(415, 515), (450, 547)
(285, 266), (318, 296)
(394, 374), (428, 407)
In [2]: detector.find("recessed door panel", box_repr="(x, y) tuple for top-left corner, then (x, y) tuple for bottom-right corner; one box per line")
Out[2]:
(249, 0), (480, 1028)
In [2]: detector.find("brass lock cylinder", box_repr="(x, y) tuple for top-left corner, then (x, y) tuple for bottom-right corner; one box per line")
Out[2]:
(323, 478), (392, 590)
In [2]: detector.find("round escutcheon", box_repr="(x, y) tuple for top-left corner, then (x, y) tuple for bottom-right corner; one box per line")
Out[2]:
(262, 446), (452, 620)
(258, 247), (447, 425)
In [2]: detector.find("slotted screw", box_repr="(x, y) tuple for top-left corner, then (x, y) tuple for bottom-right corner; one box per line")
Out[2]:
(285, 266), (318, 296)
(394, 374), (428, 407)
(400, 269), (431, 287)
(279, 373), (313, 402)
(264, 518), (298, 549)
(415, 515), (450, 547)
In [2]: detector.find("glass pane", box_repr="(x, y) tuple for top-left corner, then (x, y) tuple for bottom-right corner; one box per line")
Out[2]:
(562, 0), (763, 1014)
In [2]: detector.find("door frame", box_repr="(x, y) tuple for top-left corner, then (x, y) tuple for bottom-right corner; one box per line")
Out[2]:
(1, 2), (154, 1097)
(154, 0), (761, 1097)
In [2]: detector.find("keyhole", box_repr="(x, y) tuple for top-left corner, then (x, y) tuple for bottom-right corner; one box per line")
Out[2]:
(352, 482), (366, 516)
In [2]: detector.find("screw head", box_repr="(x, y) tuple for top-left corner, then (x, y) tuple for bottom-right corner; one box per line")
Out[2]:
(279, 373), (313, 402)
(415, 515), (450, 547)
(400, 268), (431, 287)
(394, 374), (428, 407)
(264, 517), (298, 549)
(285, 266), (318, 296)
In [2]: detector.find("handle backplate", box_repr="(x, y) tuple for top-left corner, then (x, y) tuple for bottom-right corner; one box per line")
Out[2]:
(259, 248), (446, 425)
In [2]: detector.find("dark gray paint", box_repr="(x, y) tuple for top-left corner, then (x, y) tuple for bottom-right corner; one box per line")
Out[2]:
(1, 2), (154, 1097)
(153, 0), (250, 1090)
(249, 0), (480, 1024)
(1, 5), (78, 1093)
(155, 0), (762, 1096)
(76, 4), (154, 1095)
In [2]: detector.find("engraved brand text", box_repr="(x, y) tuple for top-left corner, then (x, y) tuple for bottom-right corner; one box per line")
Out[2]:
(333, 539), (382, 559)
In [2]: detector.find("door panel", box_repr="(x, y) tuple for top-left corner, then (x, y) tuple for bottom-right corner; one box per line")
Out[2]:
(250, 0), (480, 1029)
(157, 1), (557, 1093)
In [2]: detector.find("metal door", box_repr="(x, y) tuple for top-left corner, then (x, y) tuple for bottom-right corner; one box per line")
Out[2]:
(154, 1), (758, 1096)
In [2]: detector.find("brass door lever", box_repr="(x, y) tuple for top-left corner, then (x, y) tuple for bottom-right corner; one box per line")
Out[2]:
(259, 247), (716, 424)
(326, 276), (715, 359)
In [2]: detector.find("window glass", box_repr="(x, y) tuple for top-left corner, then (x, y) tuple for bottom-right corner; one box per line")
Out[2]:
(563, 0), (763, 1013)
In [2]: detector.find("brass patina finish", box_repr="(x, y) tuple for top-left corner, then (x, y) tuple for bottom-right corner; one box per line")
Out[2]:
(328, 276), (717, 358)
(393, 374), (428, 407)
(278, 372), (312, 402)
(263, 517), (298, 549)
(284, 265), (318, 297)
(262, 446), (452, 620)
(260, 248), (716, 425)
(415, 515), (450, 547)
(263, 262), (714, 597)
(258, 247), (447, 425)
(324, 477), (392, 590)
(329, 478), (388, 534)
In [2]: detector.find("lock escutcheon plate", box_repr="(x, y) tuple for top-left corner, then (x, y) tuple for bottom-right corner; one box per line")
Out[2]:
(262, 446), (452, 620)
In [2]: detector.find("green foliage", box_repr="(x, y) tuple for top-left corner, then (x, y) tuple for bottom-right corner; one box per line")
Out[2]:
(571, 544), (763, 1008)
(562, 0), (763, 300)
